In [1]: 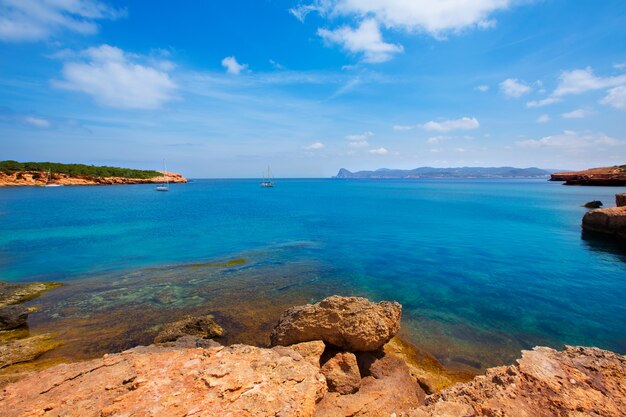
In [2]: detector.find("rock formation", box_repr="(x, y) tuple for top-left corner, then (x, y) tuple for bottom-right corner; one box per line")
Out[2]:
(583, 200), (603, 208)
(0, 305), (30, 331)
(270, 295), (402, 351)
(0, 171), (187, 187)
(410, 346), (626, 417)
(582, 194), (626, 241)
(617, 193), (626, 207)
(154, 314), (224, 343)
(320, 351), (361, 394)
(551, 166), (626, 186)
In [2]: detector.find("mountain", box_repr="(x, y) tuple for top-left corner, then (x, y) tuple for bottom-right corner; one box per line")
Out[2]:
(334, 167), (553, 179)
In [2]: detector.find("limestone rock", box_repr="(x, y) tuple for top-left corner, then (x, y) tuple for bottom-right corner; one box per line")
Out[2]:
(321, 352), (361, 395)
(154, 314), (224, 343)
(0, 334), (59, 368)
(271, 295), (402, 351)
(0, 343), (327, 417)
(582, 206), (626, 240)
(0, 305), (30, 330)
(316, 348), (425, 417)
(616, 193), (626, 207)
(412, 346), (626, 417)
(278, 341), (326, 368)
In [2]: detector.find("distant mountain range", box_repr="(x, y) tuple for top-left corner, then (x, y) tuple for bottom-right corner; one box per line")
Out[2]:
(334, 167), (554, 179)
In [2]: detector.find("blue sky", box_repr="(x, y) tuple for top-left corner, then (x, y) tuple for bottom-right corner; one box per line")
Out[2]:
(1, 0), (626, 177)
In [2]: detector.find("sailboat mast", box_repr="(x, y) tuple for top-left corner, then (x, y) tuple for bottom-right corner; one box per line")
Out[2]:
(163, 159), (169, 185)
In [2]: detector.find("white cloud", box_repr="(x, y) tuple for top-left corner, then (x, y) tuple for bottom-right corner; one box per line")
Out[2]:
(221, 56), (249, 75)
(346, 131), (373, 140)
(553, 67), (626, 97)
(476, 85), (489, 92)
(369, 147), (388, 155)
(393, 124), (414, 131)
(54, 45), (177, 109)
(614, 63), (626, 70)
(427, 136), (447, 144)
(516, 130), (626, 150)
(24, 116), (50, 128)
(0, 0), (124, 42)
(454, 147), (466, 152)
(600, 85), (626, 110)
(536, 114), (550, 124)
(422, 117), (480, 132)
(526, 97), (561, 108)
(499, 78), (531, 98)
(561, 108), (591, 119)
(306, 142), (325, 149)
(295, 0), (515, 37)
(318, 19), (403, 63)
(349, 140), (369, 148)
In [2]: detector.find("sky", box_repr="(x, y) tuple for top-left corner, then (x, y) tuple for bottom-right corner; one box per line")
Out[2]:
(1, 0), (626, 178)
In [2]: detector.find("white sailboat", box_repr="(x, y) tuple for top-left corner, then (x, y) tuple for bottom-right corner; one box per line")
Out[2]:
(44, 168), (63, 187)
(155, 160), (169, 192)
(260, 166), (274, 188)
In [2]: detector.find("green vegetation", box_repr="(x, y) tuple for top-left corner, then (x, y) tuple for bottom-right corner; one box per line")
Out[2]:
(0, 161), (162, 179)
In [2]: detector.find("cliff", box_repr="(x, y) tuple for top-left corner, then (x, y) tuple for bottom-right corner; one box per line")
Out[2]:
(1, 296), (625, 416)
(0, 170), (187, 187)
(335, 167), (552, 179)
(550, 166), (626, 186)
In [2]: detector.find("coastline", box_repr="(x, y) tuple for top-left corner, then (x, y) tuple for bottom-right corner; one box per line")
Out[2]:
(0, 170), (187, 187)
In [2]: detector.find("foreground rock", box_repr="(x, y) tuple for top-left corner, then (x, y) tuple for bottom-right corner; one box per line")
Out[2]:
(154, 314), (224, 343)
(551, 166), (626, 186)
(411, 346), (626, 417)
(271, 295), (401, 351)
(320, 352), (361, 395)
(0, 334), (59, 369)
(582, 206), (626, 241)
(0, 305), (30, 330)
(0, 342), (327, 417)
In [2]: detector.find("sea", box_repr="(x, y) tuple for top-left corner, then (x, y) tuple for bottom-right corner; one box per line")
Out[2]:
(1, 178), (625, 373)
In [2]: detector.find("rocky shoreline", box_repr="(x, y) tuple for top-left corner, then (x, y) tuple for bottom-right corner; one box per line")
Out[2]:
(1, 294), (624, 416)
(550, 166), (626, 186)
(0, 171), (187, 187)
(582, 193), (626, 241)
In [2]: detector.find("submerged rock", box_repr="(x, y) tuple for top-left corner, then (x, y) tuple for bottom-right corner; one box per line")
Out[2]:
(0, 281), (61, 307)
(0, 334), (59, 369)
(0, 305), (30, 331)
(583, 200), (603, 208)
(410, 346), (626, 417)
(270, 295), (402, 351)
(0, 343), (326, 417)
(154, 314), (224, 343)
(321, 351), (361, 395)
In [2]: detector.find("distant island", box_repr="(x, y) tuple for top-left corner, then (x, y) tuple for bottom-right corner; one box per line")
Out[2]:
(0, 161), (187, 187)
(334, 166), (553, 179)
(550, 166), (626, 186)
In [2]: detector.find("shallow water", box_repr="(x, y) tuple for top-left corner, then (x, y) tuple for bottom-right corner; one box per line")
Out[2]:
(1, 179), (625, 371)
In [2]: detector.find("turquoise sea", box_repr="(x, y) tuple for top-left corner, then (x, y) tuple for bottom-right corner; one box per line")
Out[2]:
(1, 179), (625, 371)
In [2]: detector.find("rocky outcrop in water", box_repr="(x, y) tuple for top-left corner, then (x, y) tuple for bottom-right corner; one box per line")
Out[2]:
(617, 193), (626, 207)
(0, 282), (61, 307)
(583, 200), (603, 208)
(551, 166), (626, 186)
(270, 295), (402, 351)
(0, 171), (187, 187)
(582, 194), (626, 241)
(154, 314), (224, 343)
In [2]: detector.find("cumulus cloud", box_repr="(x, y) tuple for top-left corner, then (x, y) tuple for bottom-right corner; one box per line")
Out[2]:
(318, 19), (403, 63)
(536, 114), (550, 124)
(526, 97), (561, 108)
(306, 142), (325, 149)
(553, 67), (626, 97)
(427, 136), (447, 144)
(221, 56), (249, 75)
(0, 0), (124, 42)
(349, 140), (369, 148)
(294, 0), (515, 37)
(24, 116), (50, 128)
(346, 131), (373, 140)
(369, 147), (388, 155)
(422, 117), (480, 132)
(53, 44), (177, 109)
(516, 130), (625, 150)
(476, 85), (489, 92)
(561, 108), (591, 119)
(601, 85), (626, 110)
(393, 124), (414, 131)
(500, 78), (531, 98)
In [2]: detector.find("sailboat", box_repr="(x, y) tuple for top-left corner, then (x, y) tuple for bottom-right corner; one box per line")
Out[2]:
(260, 166), (274, 188)
(155, 160), (169, 192)
(44, 168), (63, 187)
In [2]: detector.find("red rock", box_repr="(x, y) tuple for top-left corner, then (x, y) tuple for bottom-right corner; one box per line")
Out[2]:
(582, 206), (626, 240)
(321, 352), (361, 395)
(550, 166), (626, 186)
